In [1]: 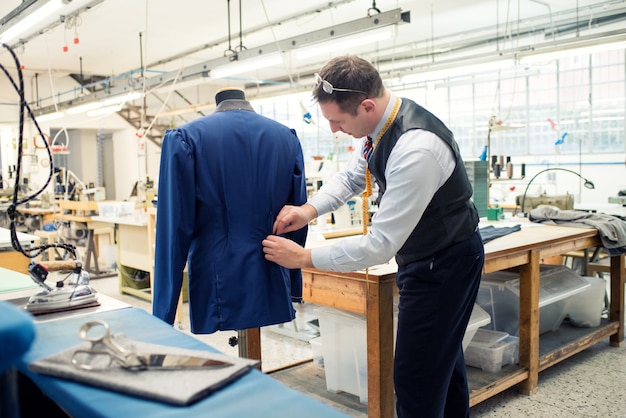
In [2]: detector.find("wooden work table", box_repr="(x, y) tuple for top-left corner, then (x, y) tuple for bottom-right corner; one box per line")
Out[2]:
(54, 200), (116, 277)
(0, 227), (40, 274)
(299, 221), (625, 418)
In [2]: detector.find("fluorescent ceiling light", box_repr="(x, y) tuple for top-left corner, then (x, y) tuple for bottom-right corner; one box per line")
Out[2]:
(101, 91), (143, 107)
(87, 104), (122, 117)
(0, 0), (64, 44)
(66, 102), (103, 115)
(36, 111), (64, 122)
(295, 28), (393, 60)
(211, 54), (283, 79)
(518, 39), (626, 65)
(397, 59), (516, 84)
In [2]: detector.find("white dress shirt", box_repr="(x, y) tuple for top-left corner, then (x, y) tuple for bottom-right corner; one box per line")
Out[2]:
(309, 93), (456, 272)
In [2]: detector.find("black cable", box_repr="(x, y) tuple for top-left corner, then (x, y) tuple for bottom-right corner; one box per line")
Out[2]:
(0, 43), (77, 260)
(367, 1), (381, 17)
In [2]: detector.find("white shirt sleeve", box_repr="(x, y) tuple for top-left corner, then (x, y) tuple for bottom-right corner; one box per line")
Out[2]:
(310, 129), (456, 272)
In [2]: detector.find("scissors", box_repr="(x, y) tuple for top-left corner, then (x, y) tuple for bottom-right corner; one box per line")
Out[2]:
(71, 320), (233, 371)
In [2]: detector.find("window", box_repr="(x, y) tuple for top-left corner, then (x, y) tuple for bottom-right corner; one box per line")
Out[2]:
(252, 48), (625, 162)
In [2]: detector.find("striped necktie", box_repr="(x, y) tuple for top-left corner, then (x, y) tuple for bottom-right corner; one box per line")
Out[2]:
(362, 136), (373, 161)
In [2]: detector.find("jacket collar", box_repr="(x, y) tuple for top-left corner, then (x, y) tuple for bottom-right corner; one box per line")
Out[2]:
(215, 99), (255, 112)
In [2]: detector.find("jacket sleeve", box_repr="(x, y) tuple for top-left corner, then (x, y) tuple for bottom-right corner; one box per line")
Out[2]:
(152, 130), (196, 324)
(285, 129), (308, 302)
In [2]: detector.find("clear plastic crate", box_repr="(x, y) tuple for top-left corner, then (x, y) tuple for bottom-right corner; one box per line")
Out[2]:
(465, 328), (519, 372)
(462, 304), (491, 351)
(97, 201), (136, 218)
(476, 265), (590, 336)
(317, 302), (489, 404)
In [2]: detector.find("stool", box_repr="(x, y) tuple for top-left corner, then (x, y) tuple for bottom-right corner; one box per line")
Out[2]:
(587, 258), (611, 277)
(562, 248), (609, 275)
(34, 230), (61, 262)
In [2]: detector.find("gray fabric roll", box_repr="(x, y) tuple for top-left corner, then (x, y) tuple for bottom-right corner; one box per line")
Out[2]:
(29, 337), (259, 406)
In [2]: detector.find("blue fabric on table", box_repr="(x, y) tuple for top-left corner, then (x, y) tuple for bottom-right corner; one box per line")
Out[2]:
(0, 300), (35, 372)
(18, 308), (349, 418)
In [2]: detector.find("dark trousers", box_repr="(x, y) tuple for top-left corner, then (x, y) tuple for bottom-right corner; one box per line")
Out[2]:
(394, 231), (484, 418)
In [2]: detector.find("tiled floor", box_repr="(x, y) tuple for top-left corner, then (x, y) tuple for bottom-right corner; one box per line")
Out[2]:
(91, 274), (626, 417)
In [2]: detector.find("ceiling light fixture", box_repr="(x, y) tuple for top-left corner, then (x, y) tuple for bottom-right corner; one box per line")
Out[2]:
(36, 111), (65, 122)
(211, 54), (283, 79)
(66, 101), (103, 115)
(0, 0), (64, 44)
(100, 91), (143, 107)
(87, 104), (122, 117)
(295, 28), (394, 60)
(518, 37), (626, 65)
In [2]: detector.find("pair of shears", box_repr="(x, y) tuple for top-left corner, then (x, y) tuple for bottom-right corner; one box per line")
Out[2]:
(71, 320), (232, 371)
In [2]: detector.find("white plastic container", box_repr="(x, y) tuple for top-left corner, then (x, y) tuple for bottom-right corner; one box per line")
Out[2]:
(316, 307), (370, 404)
(97, 201), (136, 218)
(317, 302), (489, 404)
(465, 328), (519, 372)
(476, 265), (590, 336)
(309, 336), (324, 366)
(462, 304), (492, 351)
(567, 276), (606, 327)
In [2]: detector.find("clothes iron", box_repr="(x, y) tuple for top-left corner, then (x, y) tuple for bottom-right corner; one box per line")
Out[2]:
(26, 260), (99, 314)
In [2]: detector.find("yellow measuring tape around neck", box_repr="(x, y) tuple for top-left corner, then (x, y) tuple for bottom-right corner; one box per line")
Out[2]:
(360, 95), (401, 287)
(361, 96), (401, 235)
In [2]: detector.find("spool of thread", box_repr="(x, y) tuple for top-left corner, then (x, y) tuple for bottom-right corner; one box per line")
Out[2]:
(491, 155), (498, 171)
(499, 155), (505, 167)
(521, 163), (526, 178)
(506, 161), (513, 179)
(494, 162), (501, 179)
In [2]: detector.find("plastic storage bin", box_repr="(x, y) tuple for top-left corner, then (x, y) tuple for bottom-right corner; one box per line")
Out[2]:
(317, 302), (489, 403)
(97, 201), (136, 218)
(309, 336), (324, 366)
(465, 328), (519, 372)
(567, 276), (606, 328)
(476, 265), (590, 336)
(317, 306), (370, 404)
(462, 304), (491, 351)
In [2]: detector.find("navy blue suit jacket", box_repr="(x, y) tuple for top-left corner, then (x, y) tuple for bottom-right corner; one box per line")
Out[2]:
(153, 102), (307, 333)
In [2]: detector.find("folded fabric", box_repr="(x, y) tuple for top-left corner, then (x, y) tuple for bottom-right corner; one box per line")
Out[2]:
(29, 337), (259, 406)
(530, 206), (626, 255)
(479, 224), (522, 244)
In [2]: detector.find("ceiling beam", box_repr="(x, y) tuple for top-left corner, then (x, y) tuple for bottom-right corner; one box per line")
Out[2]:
(33, 8), (410, 116)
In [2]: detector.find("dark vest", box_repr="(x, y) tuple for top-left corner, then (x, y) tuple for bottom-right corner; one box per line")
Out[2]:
(368, 99), (479, 265)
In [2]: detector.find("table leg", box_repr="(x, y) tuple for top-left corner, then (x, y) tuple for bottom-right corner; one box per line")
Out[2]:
(518, 249), (540, 395)
(366, 279), (395, 418)
(609, 254), (625, 347)
(236, 328), (262, 370)
(83, 230), (100, 274)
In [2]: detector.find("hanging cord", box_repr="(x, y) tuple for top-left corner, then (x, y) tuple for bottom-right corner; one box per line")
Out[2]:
(0, 43), (77, 260)
(259, 0), (294, 86)
(236, 0), (246, 52)
(224, 0), (237, 57)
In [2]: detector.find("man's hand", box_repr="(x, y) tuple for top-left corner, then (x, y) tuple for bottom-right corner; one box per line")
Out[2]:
(262, 235), (313, 269)
(273, 203), (318, 235)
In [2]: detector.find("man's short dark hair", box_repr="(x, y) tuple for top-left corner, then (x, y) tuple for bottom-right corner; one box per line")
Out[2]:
(312, 55), (385, 115)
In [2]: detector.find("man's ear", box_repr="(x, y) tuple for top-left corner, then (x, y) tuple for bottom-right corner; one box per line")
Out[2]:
(361, 98), (376, 113)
